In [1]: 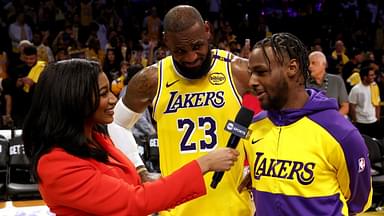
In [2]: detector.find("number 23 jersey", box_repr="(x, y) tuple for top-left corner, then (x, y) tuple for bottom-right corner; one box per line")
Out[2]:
(152, 49), (252, 216)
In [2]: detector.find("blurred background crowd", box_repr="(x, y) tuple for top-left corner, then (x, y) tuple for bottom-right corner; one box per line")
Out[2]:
(0, 0), (383, 132)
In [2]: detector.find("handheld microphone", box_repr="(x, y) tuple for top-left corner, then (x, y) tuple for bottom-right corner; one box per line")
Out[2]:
(210, 106), (254, 189)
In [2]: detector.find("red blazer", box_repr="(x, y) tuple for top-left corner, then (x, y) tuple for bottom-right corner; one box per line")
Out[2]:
(38, 132), (206, 216)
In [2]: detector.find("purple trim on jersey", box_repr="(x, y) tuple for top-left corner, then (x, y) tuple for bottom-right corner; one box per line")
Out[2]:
(226, 51), (242, 105)
(308, 110), (371, 214)
(252, 190), (343, 216)
(210, 49), (218, 69)
(153, 61), (163, 116)
(252, 111), (268, 122)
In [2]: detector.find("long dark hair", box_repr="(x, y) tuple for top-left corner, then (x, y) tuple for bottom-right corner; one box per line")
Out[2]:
(22, 59), (109, 181)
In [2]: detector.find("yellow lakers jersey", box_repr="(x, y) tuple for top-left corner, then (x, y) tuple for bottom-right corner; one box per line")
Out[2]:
(152, 49), (252, 216)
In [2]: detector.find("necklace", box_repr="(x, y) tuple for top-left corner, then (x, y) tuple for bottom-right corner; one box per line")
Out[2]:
(309, 73), (329, 94)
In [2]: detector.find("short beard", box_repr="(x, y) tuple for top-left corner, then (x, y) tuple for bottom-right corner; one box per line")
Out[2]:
(173, 51), (212, 79)
(264, 78), (289, 111)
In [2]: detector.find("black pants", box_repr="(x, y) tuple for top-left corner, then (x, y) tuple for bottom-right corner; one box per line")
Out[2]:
(356, 121), (383, 139)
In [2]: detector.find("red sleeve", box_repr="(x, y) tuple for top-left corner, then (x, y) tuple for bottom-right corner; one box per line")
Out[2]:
(242, 92), (262, 115)
(38, 151), (206, 216)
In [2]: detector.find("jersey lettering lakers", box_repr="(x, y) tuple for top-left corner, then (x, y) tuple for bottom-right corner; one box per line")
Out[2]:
(153, 49), (252, 216)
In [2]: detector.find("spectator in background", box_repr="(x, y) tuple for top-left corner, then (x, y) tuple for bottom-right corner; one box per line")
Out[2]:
(343, 48), (365, 92)
(2, 45), (46, 128)
(129, 43), (148, 67)
(328, 40), (349, 75)
(111, 61), (129, 96)
(143, 6), (162, 42)
(349, 65), (382, 139)
(103, 48), (121, 83)
(32, 31), (55, 63)
(8, 13), (33, 54)
(85, 29), (105, 64)
(0, 43), (9, 79)
(55, 48), (70, 61)
(307, 51), (349, 116)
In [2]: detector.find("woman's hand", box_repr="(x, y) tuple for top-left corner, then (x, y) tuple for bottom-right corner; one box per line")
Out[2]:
(196, 148), (239, 174)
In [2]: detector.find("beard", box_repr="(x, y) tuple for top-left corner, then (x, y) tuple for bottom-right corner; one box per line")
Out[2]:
(173, 51), (212, 79)
(261, 78), (289, 111)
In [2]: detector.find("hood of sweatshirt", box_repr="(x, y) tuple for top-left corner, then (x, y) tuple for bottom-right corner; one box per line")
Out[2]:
(268, 88), (339, 126)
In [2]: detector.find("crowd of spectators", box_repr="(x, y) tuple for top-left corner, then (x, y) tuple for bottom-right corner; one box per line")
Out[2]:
(0, 0), (383, 138)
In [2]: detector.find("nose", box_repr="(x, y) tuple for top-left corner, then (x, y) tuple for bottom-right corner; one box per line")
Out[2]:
(248, 73), (260, 88)
(183, 51), (199, 64)
(109, 92), (118, 105)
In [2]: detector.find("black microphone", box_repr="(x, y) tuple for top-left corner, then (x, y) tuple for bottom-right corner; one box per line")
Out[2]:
(210, 106), (254, 189)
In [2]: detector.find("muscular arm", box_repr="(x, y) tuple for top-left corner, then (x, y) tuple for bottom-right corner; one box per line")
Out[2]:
(230, 56), (251, 97)
(122, 65), (158, 113)
(108, 65), (158, 180)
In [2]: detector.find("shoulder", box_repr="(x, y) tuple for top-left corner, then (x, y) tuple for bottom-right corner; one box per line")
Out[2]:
(228, 54), (250, 96)
(307, 110), (360, 144)
(132, 64), (158, 85)
(127, 64), (158, 95)
(350, 83), (361, 92)
(230, 55), (248, 73)
(327, 73), (342, 81)
(38, 148), (94, 176)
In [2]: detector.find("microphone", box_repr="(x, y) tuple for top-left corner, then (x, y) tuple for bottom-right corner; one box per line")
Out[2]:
(210, 106), (254, 189)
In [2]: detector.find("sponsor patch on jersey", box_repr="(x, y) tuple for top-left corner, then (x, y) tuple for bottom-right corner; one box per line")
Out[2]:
(209, 72), (226, 85)
(358, 157), (366, 173)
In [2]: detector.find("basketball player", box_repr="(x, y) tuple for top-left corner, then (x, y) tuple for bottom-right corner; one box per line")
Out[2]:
(108, 4), (253, 216)
(245, 32), (372, 215)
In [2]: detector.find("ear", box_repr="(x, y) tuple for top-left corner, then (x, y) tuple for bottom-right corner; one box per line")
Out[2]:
(287, 59), (299, 78)
(204, 21), (211, 40)
(163, 32), (169, 47)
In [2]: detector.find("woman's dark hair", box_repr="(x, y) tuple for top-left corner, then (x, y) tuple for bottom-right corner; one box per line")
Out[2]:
(22, 59), (109, 181)
(254, 32), (309, 85)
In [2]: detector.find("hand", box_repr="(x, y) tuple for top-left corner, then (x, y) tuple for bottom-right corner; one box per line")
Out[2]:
(196, 148), (239, 174)
(238, 172), (252, 193)
(137, 165), (161, 183)
(22, 77), (34, 87)
(16, 78), (24, 87)
(139, 170), (161, 183)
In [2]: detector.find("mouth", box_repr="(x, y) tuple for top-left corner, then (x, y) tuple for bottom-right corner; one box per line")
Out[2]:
(183, 60), (202, 68)
(255, 88), (266, 98)
(105, 108), (114, 115)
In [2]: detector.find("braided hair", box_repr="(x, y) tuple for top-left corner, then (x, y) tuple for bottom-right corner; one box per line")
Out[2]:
(254, 32), (309, 85)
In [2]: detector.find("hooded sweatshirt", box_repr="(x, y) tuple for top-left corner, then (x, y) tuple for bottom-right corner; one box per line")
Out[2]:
(244, 89), (372, 216)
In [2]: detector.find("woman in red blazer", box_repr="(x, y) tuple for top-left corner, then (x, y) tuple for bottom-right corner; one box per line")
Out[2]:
(22, 59), (239, 216)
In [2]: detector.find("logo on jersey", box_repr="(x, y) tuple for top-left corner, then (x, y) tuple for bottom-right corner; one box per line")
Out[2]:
(164, 91), (225, 113)
(209, 72), (226, 85)
(358, 157), (366, 173)
(166, 79), (180, 88)
(253, 152), (315, 185)
(251, 138), (263, 144)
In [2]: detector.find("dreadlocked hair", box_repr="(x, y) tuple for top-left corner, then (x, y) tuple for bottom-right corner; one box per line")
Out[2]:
(254, 32), (309, 85)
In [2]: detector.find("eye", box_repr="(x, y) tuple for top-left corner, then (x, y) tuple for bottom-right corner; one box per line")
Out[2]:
(99, 89), (108, 97)
(192, 44), (202, 50)
(174, 48), (186, 55)
(250, 69), (267, 77)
